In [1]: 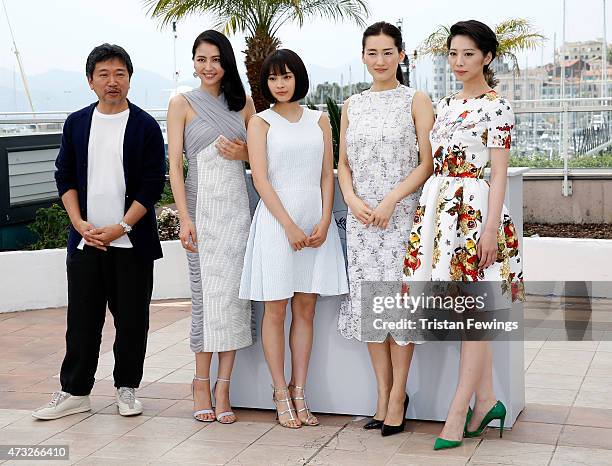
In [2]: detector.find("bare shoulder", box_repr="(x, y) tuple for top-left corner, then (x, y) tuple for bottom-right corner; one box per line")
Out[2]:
(412, 90), (433, 105)
(341, 96), (352, 118)
(248, 113), (270, 130)
(169, 93), (188, 110)
(318, 111), (330, 126)
(411, 90), (434, 119)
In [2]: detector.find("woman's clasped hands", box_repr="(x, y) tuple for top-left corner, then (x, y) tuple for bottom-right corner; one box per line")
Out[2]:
(346, 194), (397, 230)
(284, 218), (331, 251)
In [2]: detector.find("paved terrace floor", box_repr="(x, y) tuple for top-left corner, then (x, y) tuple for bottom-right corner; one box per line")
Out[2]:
(1, 297), (612, 465)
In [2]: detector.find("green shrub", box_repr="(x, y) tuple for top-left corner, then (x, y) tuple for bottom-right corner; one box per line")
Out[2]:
(509, 152), (612, 168)
(326, 97), (341, 168)
(27, 204), (70, 250)
(157, 157), (189, 207)
(159, 181), (175, 205)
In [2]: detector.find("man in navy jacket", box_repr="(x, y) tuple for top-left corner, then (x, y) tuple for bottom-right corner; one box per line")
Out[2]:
(33, 44), (166, 420)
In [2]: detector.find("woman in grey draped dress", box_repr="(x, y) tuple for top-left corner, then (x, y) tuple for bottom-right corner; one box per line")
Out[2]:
(167, 30), (255, 424)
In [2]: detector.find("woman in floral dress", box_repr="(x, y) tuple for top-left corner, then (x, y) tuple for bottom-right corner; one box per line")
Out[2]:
(402, 20), (524, 450)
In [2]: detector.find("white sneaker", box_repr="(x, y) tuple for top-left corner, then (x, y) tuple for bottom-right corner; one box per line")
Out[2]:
(32, 391), (91, 420)
(116, 387), (143, 416)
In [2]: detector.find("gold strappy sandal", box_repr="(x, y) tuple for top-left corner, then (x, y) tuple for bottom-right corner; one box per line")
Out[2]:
(289, 384), (319, 426)
(272, 386), (301, 429)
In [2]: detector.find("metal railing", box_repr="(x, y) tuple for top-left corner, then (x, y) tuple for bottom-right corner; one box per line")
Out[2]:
(2, 98), (612, 197)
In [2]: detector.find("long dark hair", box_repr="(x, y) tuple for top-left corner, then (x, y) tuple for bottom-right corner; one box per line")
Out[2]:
(192, 30), (246, 111)
(446, 20), (499, 87)
(362, 21), (404, 84)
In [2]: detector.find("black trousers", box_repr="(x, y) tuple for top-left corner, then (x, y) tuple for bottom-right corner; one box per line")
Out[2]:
(60, 246), (154, 396)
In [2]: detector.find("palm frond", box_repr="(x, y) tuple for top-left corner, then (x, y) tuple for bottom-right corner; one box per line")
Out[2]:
(419, 25), (451, 56)
(278, 0), (369, 33)
(146, 0), (369, 37)
(499, 34), (546, 53)
(495, 18), (532, 37)
(144, 0), (223, 27)
(419, 18), (546, 59)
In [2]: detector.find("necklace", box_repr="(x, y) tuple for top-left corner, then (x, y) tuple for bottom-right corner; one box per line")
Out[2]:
(370, 80), (401, 93)
(367, 82), (401, 150)
(365, 83), (401, 195)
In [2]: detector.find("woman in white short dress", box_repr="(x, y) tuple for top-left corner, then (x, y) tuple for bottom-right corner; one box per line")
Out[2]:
(240, 49), (347, 429)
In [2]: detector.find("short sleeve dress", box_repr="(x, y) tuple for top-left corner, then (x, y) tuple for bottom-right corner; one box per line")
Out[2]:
(402, 90), (524, 300)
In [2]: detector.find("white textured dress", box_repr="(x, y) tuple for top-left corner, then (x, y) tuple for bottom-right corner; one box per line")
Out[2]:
(239, 108), (348, 301)
(337, 85), (423, 344)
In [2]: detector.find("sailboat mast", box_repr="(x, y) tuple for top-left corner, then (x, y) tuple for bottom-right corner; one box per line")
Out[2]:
(2, 0), (35, 113)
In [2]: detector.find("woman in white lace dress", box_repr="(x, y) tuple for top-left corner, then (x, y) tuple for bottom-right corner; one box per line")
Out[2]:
(337, 22), (434, 436)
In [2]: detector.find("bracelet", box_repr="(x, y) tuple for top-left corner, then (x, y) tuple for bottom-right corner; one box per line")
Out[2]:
(119, 220), (132, 233)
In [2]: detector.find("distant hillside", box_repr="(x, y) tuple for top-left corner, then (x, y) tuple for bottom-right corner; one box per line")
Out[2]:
(0, 67), (199, 112)
(0, 58), (371, 112)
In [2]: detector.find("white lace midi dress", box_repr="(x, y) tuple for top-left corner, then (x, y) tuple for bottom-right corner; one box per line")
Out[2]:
(337, 85), (424, 345)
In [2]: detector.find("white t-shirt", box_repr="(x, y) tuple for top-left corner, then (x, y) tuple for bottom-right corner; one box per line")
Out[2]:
(78, 107), (132, 249)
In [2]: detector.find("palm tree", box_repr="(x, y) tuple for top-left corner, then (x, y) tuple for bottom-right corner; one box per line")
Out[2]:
(420, 19), (545, 83)
(146, 0), (369, 111)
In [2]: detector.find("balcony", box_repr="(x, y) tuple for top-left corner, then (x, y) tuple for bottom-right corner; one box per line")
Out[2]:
(0, 100), (611, 465)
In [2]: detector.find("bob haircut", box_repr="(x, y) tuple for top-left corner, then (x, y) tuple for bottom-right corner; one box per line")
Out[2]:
(260, 49), (309, 103)
(192, 30), (246, 112)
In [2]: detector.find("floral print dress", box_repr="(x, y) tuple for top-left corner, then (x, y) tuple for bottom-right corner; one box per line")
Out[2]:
(402, 90), (524, 301)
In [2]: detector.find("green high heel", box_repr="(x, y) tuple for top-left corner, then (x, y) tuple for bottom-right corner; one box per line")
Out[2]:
(464, 400), (506, 438)
(433, 437), (463, 450)
(433, 405), (477, 450)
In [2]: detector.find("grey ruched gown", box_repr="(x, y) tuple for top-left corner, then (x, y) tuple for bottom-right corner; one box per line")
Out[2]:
(182, 88), (253, 353)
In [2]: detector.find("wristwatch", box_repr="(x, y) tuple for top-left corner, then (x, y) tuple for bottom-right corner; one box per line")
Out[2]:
(119, 220), (132, 234)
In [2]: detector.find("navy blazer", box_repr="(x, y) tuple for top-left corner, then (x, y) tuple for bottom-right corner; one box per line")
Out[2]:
(55, 101), (166, 261)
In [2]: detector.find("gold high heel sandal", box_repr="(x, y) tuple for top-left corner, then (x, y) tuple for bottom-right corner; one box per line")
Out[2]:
(272, 386), (301, 429)
(289, 384), (319, 426)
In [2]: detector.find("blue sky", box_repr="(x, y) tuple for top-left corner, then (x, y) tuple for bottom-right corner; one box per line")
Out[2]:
(0, 0), (608, 89)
